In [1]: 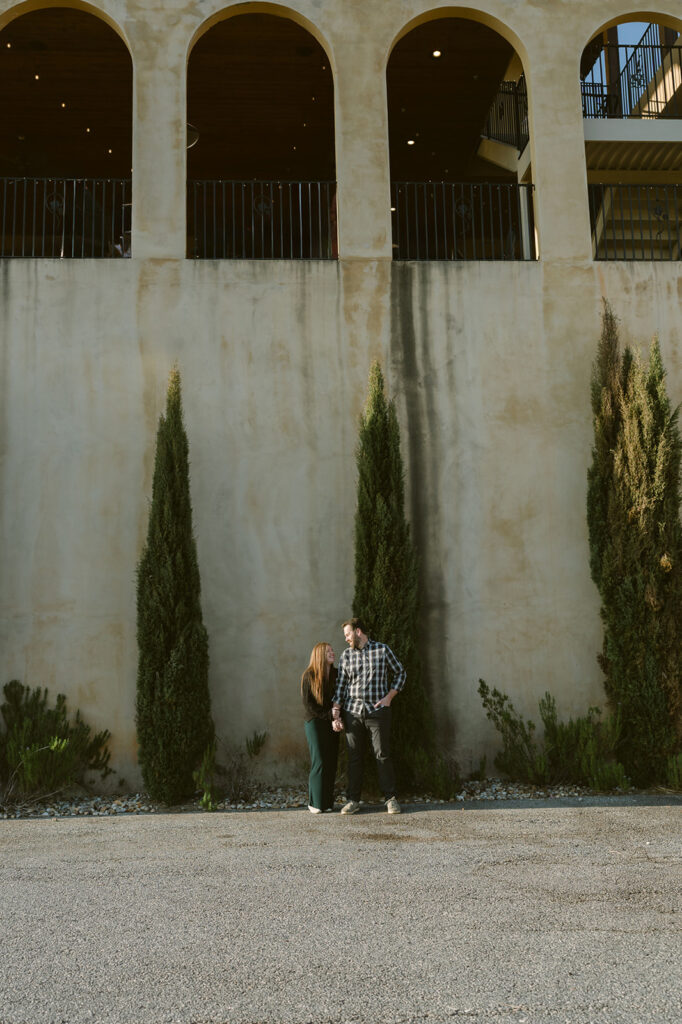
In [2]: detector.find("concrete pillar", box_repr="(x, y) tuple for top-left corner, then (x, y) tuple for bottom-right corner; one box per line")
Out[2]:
(130, 27), (187, 260)
(527, 44), (593, 262)
(333, 37), (392, 260)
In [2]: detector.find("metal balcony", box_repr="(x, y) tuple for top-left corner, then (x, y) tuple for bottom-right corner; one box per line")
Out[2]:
(0, 178), (131, 258)
(391, 181), (536, 261)
(187, 180), (337, 259)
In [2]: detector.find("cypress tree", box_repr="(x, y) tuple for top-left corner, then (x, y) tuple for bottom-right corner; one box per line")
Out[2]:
(353, 362), (442, 792)
(136, 367), (214, 803)
(587, 303), (682, 784)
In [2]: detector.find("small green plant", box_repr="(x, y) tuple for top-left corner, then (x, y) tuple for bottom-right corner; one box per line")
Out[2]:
(193, 740), (219, 811)
(0, 680), (111, 806)
(245, 730), (268, 759)
(194, 731), (269, 808)
(539, 694), (628, 790)
(478, 681), (628, 790)
(478, 681), (546, 784)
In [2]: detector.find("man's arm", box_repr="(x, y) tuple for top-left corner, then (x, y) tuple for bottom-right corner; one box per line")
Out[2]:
(384, 644), (406, 693)
(373, 644), (406, 708)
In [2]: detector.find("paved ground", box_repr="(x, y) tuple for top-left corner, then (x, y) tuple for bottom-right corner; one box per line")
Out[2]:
(1, 798), (680, 1024)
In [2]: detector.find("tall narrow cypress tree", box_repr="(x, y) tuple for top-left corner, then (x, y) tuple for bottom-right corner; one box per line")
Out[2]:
(136, 367), (213, 803)
(353, 362), (441, 792)
(588, 303), (682, 784)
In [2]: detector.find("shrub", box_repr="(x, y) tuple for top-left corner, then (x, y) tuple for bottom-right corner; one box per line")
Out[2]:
(478, 681), (546, 784)
(0, 680), (111, 805)
(587, 303), (682, 784)
(352, 362), (451, 794)
(136, 367), (214, 804)
(478, 680), (628, 790)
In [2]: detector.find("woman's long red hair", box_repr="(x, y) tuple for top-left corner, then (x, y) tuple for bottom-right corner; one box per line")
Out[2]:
(301, 642), (331, 704)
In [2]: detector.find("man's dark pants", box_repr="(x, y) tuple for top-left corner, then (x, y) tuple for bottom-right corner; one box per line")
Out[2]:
(343, 707), (396, 801)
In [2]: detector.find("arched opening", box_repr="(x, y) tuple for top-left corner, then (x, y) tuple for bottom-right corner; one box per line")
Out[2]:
(186, 12), (336, 259)
(0, 6), (133, 257)
(387, 17), (535, 261)
(581, 17), (682, 259)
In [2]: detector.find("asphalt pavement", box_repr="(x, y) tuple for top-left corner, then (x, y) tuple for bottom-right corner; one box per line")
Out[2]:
(1, 798), (680, 1024)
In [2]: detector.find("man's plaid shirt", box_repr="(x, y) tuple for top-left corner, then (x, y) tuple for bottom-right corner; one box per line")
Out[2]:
(333, 639), (406, 716)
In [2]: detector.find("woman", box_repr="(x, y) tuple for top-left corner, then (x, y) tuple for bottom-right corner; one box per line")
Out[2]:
(301, 642), (341, 813)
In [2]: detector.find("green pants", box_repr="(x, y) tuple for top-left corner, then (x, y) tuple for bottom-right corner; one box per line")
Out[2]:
(304, 718), (339, 811)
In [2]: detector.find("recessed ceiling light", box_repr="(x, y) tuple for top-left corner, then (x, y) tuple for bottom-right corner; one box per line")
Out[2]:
(390, 206), (396, 212)
(34, 74), (39, 80)
(6, 43), (11, 49)
(108, 148), (112, 154)
(407, 139), (415, 146)
(61, 102), (66, 108)
(432, 50), (441, 57)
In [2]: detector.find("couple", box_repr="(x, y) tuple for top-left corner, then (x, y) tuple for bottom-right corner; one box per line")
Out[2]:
(301, 617), (406, 815)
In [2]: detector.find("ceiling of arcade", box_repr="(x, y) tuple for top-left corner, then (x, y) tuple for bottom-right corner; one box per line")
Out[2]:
(0, 8), (518, 182)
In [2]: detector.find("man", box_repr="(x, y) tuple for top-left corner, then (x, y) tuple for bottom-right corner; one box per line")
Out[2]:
(331, 617), (406, 815)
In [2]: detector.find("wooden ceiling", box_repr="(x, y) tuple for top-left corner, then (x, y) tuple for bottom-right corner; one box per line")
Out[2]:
(0, 9), (132, 178)
(187, 15), (335, 180)
(0, 10), (517, 183)
(387, 19), (515, 181)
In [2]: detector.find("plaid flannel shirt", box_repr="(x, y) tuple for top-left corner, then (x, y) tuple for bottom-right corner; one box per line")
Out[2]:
(333, 639), (406, 716)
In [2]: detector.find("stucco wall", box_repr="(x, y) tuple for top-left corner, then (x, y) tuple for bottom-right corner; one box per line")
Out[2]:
(2, 257), (682, 781)
(2, 0), (682, 783)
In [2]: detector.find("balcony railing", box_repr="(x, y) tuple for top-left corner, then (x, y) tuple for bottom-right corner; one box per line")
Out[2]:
(391, 182), (536, 261)
(582, 44), (682, 118)
(588, 184), (682, 259)
(0, 178), (131, 258)
(187, 180), (337, 259)
(482, 78), (529, 154)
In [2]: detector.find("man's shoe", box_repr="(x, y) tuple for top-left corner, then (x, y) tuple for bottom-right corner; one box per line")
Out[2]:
(386, 796), (401, 814)
(308, 805), (322, 814)
(341, 800), (361, 814)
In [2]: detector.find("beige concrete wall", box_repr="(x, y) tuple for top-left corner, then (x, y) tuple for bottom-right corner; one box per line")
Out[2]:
(2, 0), (682, 783)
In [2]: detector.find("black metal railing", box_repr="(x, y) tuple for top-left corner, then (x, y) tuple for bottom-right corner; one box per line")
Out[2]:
(187, 180), (337, 259)
(482, 78), (529, 153)
(391, 182), (536, 261)
(588, 184), (682, 259)
(0, 178), (131, 258)
(582, 44), (682, 118)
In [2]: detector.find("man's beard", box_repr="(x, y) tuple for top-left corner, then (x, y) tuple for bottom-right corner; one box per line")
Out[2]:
(349, 635), (360, 650)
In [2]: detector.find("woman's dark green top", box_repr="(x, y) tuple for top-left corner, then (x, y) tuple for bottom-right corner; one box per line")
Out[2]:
(301, 665), (338, 723)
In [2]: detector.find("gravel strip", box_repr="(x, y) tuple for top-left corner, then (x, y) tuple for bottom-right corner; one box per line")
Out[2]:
(1, 777), (637, 819)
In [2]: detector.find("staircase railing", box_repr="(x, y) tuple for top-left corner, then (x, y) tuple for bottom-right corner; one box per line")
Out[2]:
(588, 183), (682, 259)
(582, 43), (682, 118)
(482, 78), (529, 153)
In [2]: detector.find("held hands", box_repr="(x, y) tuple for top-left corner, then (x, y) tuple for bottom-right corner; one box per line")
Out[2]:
(331, 706), (344, 732)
